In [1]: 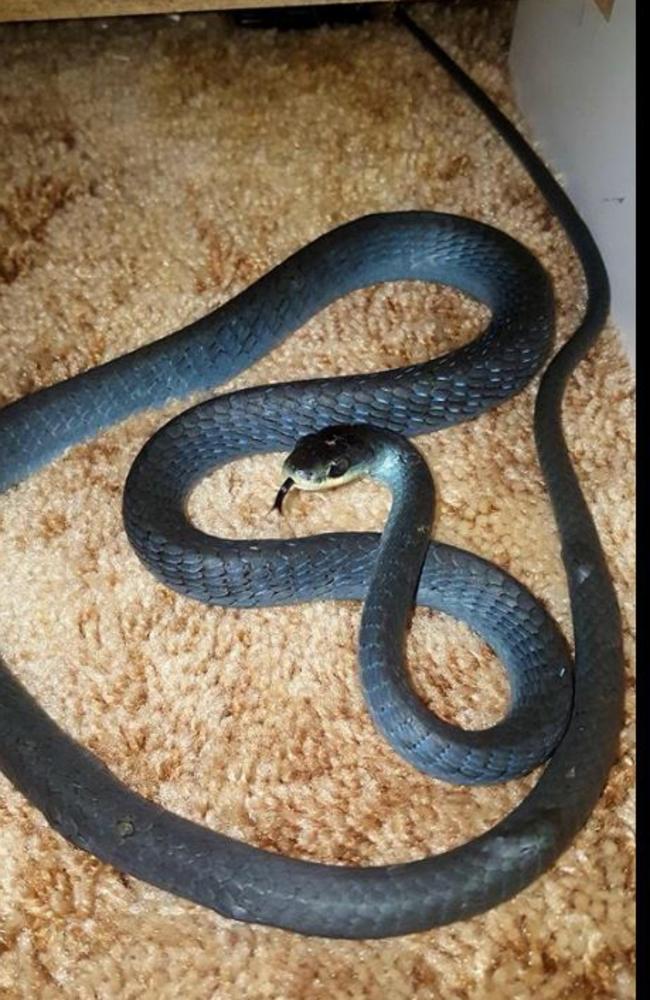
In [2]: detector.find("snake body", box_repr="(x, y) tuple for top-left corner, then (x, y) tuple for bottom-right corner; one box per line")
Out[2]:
(0, 12), (624, 938)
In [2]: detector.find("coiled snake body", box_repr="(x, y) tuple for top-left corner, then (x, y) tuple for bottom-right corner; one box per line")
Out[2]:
(0, 12), (624, 938)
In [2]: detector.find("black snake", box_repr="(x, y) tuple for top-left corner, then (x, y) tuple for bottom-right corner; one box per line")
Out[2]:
(0, 10), (624, 938)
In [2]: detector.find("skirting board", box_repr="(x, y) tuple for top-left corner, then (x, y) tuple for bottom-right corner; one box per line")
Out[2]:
(1, 0), (378, 22)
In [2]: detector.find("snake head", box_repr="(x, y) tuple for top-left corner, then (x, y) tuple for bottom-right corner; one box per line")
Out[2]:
(272, 424), (375, 514)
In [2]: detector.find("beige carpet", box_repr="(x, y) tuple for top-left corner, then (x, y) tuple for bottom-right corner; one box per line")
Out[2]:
(0, 3), (635, 997)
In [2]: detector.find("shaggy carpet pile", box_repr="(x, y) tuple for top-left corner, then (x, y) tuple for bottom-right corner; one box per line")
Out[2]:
(0, 3), (635, 997)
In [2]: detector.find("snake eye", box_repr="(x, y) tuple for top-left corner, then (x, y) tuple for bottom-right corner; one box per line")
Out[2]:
(328, 458), (349, 479)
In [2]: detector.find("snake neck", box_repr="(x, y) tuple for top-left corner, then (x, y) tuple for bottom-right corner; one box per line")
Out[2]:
(360, 431), (435, 659)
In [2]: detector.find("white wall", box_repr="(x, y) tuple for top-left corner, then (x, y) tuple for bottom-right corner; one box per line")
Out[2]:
(510, 0), (635, 367)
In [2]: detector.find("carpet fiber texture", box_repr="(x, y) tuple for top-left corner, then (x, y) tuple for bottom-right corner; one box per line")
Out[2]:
(0, 2), (635, 997)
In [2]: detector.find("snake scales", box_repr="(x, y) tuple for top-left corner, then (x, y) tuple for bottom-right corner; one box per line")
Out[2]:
(0, 10), (624, 938)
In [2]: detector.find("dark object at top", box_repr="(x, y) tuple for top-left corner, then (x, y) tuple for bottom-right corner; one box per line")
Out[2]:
(230, 4), (379, 31)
